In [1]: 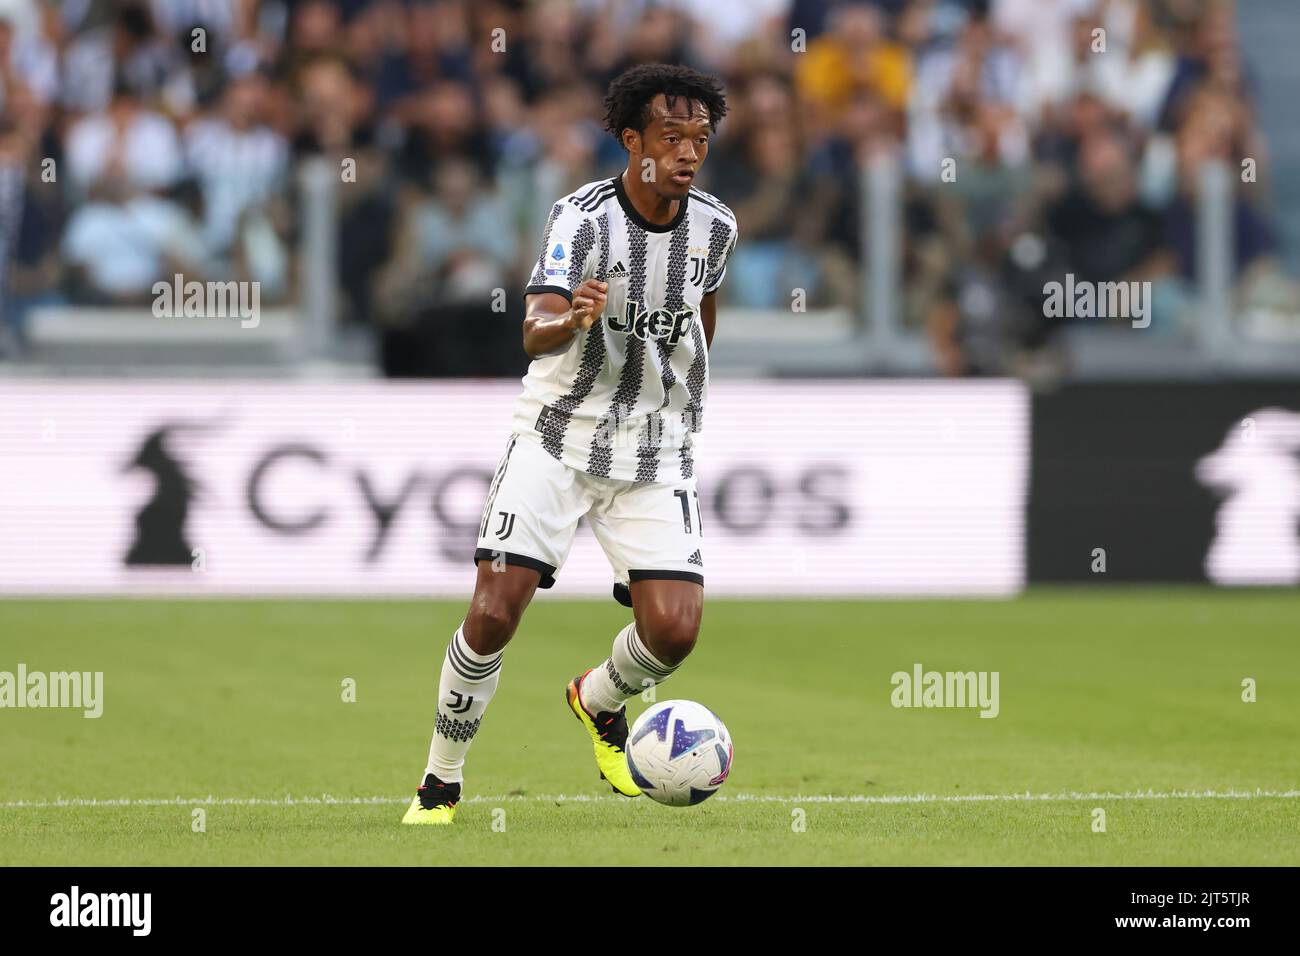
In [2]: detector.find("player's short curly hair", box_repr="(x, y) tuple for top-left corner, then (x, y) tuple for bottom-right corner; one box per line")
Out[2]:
(602, 63), (728, 145)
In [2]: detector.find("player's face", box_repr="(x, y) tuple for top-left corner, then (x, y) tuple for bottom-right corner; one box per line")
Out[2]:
(633, 94), (712, 199)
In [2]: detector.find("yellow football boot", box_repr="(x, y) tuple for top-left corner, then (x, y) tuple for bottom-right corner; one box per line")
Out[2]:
(400, 774), (460, 825)
(566, 670), (642, 797)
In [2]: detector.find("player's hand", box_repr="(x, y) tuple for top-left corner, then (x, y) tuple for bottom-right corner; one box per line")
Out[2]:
(568, 279), (608, 332)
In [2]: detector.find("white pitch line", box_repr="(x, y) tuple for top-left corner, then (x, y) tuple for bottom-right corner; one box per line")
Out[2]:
(1, 788), (1297, 810)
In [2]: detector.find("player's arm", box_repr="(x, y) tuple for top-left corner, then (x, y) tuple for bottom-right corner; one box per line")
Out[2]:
(701, 291), (717, 350)
(522, 280), (609, 359)
(700, 222), (735, 350)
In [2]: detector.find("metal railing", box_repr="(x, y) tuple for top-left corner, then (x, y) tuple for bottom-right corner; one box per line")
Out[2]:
(9, 157), (1300, 380)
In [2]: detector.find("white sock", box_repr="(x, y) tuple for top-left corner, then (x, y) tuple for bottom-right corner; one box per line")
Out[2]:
(579, 622), (677, 714)
(423, 623), (502, 785)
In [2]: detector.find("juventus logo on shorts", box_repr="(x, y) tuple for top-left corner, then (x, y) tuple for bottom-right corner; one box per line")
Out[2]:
(493, 511), (516, 540)
(689, 255), (706, 286)
(447, 691), (475, 715)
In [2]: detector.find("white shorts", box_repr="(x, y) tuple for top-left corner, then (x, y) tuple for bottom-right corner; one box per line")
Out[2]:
(473, 433), (704, 604)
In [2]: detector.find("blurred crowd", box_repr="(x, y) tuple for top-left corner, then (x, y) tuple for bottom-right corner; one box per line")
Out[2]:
(0, 0), (1291, 374)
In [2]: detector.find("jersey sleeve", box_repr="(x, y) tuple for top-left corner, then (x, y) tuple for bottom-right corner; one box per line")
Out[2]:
(524, 201), (600, 302)
(703, 220), (738, 295)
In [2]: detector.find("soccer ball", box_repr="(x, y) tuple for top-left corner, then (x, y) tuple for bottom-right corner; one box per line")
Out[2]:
(626, 700), (733, 806)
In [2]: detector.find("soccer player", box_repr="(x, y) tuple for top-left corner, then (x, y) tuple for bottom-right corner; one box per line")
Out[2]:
(403, 64), (737, 825)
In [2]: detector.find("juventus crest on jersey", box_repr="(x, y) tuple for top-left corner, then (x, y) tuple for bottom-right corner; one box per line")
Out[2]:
(514, 175), (738, 483)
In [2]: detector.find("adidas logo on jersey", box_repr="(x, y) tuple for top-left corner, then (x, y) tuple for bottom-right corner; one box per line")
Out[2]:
(607, 261), (629, 279)
(607, 301), (696, 344)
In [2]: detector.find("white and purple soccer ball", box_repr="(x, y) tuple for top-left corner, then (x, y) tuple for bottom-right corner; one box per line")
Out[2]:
(626, 700), (733, 807)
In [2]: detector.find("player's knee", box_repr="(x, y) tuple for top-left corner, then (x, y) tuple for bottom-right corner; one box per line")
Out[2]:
(464, 597), (523, 654)
(638, 609), (701, 667)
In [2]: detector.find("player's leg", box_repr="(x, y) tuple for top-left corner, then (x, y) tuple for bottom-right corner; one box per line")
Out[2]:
(404, 434), (588, 825)
(564, 475), (705, 795)
(572, 577), (701, 719)
(410, 561), (539, 817)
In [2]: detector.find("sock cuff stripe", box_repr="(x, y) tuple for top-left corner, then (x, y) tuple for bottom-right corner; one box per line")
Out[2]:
(452, 628), (500, 665)
(448, 637), (500, 671)
(447, 637), (502, 681)
(624, 639), (673, 678)
(446, 649), (501, 682)
(621, 628), (675, 678)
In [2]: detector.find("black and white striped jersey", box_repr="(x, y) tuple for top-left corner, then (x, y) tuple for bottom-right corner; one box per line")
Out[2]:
(514, 175), (738, 482)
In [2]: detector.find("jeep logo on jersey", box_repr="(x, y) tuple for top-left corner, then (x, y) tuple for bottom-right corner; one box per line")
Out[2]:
(606, 301), (696, 344)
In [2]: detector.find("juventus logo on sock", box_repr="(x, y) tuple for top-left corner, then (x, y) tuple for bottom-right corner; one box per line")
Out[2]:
(425, 627), (502, 781)
(447, 691), (475, 715)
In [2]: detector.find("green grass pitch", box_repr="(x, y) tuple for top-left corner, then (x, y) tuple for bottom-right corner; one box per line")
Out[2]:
(1, 590), (1297, 866)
